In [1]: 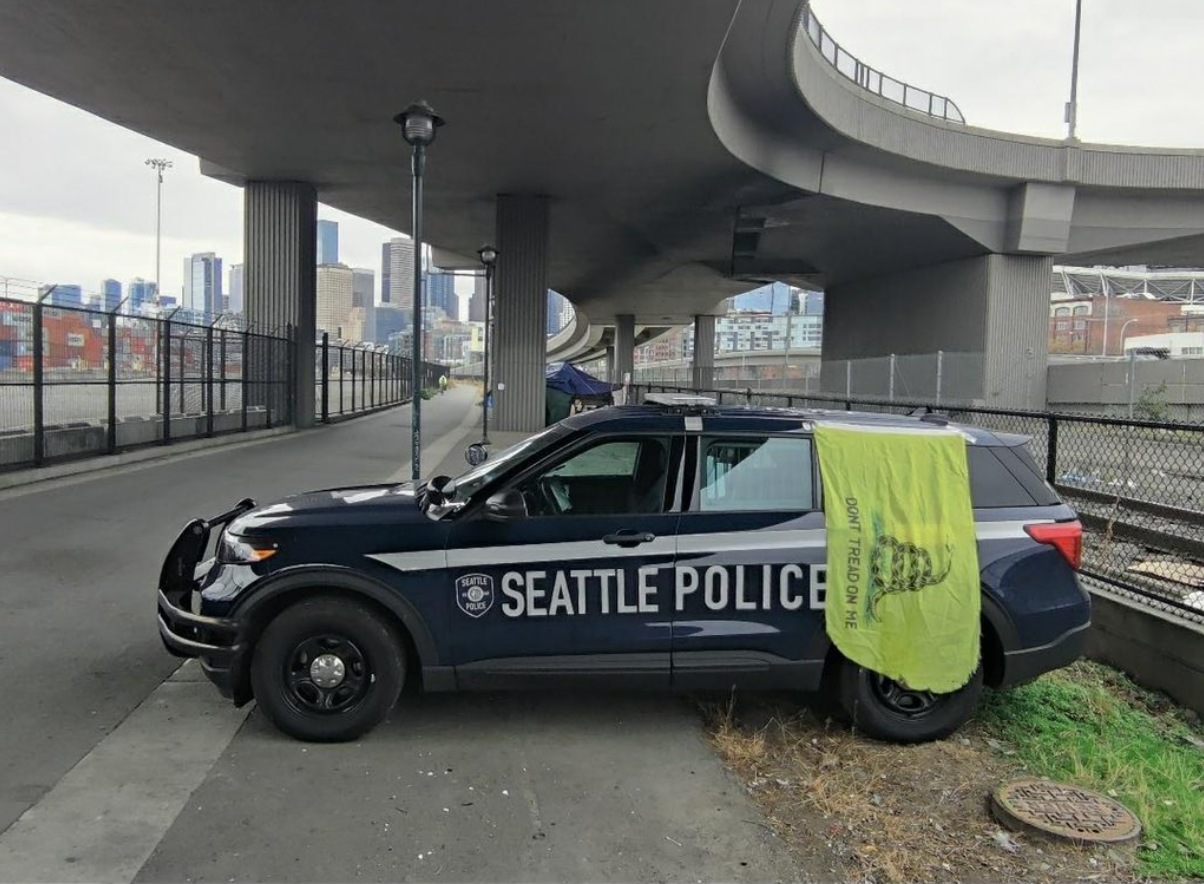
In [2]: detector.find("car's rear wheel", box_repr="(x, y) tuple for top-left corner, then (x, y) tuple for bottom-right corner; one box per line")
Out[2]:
(251, 598), (404, 742)
(837, 657), (982, 743)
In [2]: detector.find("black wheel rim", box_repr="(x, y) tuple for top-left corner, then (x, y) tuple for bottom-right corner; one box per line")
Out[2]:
(282, 634), (371, 716)
(869, 673), (940, 718)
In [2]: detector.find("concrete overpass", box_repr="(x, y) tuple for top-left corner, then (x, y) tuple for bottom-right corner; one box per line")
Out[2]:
(4, 1), (1204, 428)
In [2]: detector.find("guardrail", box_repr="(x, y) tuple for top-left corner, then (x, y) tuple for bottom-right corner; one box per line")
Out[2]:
(631, 382), (1204, 625)
(799, 2), (966, 124)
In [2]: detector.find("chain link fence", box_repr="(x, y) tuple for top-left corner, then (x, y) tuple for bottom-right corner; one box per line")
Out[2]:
(631, 381), (1204, 625)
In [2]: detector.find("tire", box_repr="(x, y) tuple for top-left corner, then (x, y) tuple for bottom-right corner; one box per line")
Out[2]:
(251, 597), (405, 742)
(837, 657), (983, 743)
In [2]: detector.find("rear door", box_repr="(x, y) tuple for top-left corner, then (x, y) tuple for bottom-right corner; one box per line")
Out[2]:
(672, 431), (828, 690)
(445, 432), (684, 687)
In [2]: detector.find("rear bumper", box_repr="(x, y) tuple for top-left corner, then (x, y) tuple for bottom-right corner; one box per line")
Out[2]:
(157, 588), (245, 700)
(998, 620), (1090, 688)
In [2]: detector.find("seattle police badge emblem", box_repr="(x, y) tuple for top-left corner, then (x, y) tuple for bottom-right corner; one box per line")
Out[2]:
(455, 573), (495, 618)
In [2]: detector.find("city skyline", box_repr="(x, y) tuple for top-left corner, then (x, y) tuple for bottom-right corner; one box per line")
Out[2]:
(4, 0), (1203, 325)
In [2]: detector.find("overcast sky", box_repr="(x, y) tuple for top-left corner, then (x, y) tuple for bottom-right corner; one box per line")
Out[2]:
(1, 0), (1202, 310)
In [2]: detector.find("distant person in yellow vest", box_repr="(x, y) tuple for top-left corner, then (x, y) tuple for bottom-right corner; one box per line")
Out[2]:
(438, 374), (448, 395)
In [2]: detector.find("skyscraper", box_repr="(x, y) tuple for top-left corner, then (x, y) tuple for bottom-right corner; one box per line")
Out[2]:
(128, 278), (156, 313)
(426, 271), (457, 320)
(468, 274), (486, 322)
(316, 263), (354, 339)
(374, 303), (407, 348)
(317, 220), (339, 265)
(380, 237), (416, 306)
(228, 264), (244, 314)
(41, 284), (82, 308)
(352, 268), (376, 343)
(182, 252), (223, 318)
(101, 279), (122, 312)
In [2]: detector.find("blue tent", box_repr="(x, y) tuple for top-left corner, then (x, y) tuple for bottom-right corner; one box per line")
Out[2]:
(545, 362), (613, 423)
(545, 362), (614, 397)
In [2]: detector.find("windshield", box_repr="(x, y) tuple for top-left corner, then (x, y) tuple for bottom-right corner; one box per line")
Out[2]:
(451, 424), (569, 502)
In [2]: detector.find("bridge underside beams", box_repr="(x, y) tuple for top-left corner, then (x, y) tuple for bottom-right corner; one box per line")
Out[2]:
(244, 180), (317, 428)
(493, 195), (550, 433)
(820, 254), (1052, 408)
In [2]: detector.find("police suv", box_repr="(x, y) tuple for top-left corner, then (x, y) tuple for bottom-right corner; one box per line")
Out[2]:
(157, 396), (1090, 743)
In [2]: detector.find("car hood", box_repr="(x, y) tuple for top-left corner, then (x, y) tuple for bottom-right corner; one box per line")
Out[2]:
(227, 483), (426, 534)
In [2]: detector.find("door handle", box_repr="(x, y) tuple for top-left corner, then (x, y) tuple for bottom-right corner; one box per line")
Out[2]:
(603, 530), (656, 548)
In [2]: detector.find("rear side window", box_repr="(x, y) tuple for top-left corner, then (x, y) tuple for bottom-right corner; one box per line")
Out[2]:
(967, 446), (1037, 508)
(700, 436), (815, 512)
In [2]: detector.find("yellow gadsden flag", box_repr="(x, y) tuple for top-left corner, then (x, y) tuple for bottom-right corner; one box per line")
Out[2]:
(814, 423), (980, 693)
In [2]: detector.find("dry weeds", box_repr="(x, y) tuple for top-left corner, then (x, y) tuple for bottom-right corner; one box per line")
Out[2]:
(701, 693), (1136, 883)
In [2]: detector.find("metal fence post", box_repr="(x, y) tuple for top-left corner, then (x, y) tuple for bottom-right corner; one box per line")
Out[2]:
(320, 332), (329, 423)
(371, 350), (377, 409)
(265, 334), (274, 429)
(935, 349), (944, 407)
(241, 329), (249, 432)
(205, 324), (215, 437)
(888, 353), (896, 402)
(219, 329), (227, 411)
(350, 349), (357, 413)
(162, 319), (173, 445)
(845, 361), (852, 400)
(1046, 415), (1059, 485)
(107, 314), (117, 454)
(32, 300), (45, 466)
(177, 329), (186, 415)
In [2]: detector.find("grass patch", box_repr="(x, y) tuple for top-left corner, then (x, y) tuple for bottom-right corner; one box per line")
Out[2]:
(979, 661), (1204, 880)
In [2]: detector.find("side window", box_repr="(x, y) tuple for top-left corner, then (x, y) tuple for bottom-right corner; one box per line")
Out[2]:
(699, 436), (814, 512)
(967, 446), (1037, 508)
(517, 437), (670, 517)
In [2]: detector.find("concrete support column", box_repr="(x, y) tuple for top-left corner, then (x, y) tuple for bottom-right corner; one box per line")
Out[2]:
(493, 195), (549, 432)
(605, 346), (616, 384)
(692, 314), (716, 389)
(614, 314), (635, 386)
(244, 181), (317, 427)
(820, 253), (1052, 408)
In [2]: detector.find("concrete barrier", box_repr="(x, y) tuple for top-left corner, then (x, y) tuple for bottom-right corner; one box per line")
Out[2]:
(0, 408), (271, 468)
(1085, 582), (1204, 716)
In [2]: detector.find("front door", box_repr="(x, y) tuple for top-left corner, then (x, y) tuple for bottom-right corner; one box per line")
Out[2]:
(446, 433), (681, 688)
(672, 432), (829, 690)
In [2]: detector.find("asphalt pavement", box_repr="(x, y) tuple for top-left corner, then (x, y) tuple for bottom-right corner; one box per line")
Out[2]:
(0, 384), (815, 883)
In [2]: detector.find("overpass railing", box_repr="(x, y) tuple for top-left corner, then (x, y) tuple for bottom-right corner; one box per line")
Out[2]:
(799, 3), (966, 124)
(631, 381), (1204, 625)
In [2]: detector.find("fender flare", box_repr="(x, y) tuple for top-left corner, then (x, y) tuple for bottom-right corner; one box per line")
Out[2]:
(232, 565), (440, 666)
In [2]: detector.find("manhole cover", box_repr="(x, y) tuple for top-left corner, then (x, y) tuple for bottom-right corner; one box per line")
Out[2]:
(991, 779), (1141, 844)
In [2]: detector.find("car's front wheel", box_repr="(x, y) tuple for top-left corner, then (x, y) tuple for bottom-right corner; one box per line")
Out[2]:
(251, 598), (405, 742)
(837, 657), (983, 743)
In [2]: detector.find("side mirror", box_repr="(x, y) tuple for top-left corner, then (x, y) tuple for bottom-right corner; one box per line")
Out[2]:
(483, 488), (526, 522)
(465, 443), (488, 467)
(426, 475), (456, 505)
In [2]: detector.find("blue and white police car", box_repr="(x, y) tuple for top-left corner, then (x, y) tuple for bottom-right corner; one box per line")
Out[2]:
(157, 395), (1089, 743)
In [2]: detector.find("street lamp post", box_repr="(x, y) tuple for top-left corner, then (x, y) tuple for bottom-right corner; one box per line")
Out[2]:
(394, 101), (444, 482)
(1065, 0), (1083, 140)
(477, 245), (498, 445)
(145, 159), (172, 304)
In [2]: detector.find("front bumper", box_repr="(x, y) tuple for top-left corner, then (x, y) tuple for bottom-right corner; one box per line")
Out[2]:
(158, 587), (246, 699)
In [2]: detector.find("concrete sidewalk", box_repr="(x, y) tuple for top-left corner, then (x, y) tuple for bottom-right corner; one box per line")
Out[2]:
(0, 385), (478, 837)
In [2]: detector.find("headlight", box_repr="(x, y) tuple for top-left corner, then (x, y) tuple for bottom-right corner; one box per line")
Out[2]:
(218, 533), (279, 564)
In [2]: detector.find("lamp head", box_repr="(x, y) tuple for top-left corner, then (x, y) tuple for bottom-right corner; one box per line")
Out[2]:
(477, 245), (498, 267)
(394, 101), (444, 147)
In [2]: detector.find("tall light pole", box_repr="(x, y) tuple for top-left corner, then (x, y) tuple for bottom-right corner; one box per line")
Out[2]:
(394, 101), (444, 482)
(145, 159), (172, 306)
(477, 245), (498, 445)
(1065, 0), (1083, 140)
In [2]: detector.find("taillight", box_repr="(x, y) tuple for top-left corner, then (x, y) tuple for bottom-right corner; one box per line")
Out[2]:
(1025, 521), (1083, 571)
